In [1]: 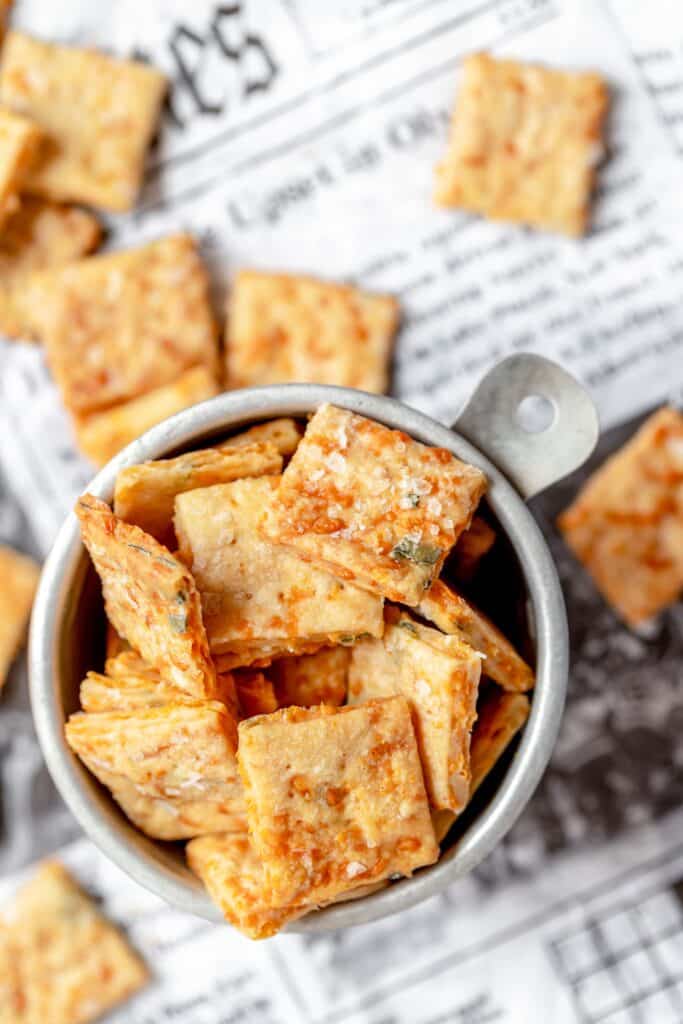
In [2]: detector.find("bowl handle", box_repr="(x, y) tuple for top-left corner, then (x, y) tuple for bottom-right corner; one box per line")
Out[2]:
(453, 353), (599, 501)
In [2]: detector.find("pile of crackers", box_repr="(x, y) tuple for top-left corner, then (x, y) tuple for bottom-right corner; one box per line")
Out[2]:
(66, 404), (536, 939)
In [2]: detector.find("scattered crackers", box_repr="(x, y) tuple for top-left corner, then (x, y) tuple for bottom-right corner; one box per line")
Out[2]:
(435, 52), (608, 236)
(225, 270), (399, 393)
(558, 406), (683, 625)
(0, 32), (166, 211)
(263, 404), (487, 605)
(2, 860), (148, 1023)
(0, 544), (39, 691)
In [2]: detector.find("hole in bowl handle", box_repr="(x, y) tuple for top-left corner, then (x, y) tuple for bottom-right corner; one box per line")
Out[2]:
(453, 353), (599, 501)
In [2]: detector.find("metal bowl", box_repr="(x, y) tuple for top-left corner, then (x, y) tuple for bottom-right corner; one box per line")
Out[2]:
(29, 353), (598, 931)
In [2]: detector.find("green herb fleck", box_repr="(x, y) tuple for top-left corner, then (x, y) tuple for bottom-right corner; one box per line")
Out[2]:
(398, 620), (418, 635)
(338, 631), (373, 646)
(390, 538), (441, 566)
(168, 611), (188, 633)
(156, 555), (179, 569)
(406, 493), (420, 507)
(127, 543), (151, 557)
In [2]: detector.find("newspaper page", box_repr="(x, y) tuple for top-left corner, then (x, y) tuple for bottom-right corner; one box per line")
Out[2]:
(1, 2), (683, 1023)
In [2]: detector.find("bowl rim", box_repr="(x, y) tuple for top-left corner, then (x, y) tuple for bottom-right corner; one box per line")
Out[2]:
(29, 383), (568, 932)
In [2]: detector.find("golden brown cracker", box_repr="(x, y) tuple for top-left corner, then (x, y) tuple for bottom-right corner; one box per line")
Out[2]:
(349, 613), (481, 811)
(0, 107), (40, 224)
(0, 544), (39, 690)
(74, 365), (220, 467)
(75, 494), (217, 699)
(470, 690), (530, 795)
(108, 778), (246, 841)
(452, 515), (496, 582)
(435, 53), (608, 236)
(270, 646), (349, 708)
(558, 407), (683, 625)
(114, 442), (282, 545)
(418, 580), (534, 692)
(43, 235), (217, 415)
(221, 417), (303, 457)
(234, 670), (278, 718)
(225, 270), (399, 393)
(0, 32), (166, 211)
(80, 663), (236, 714)
(174, 475), (383, 660)
(238, 698), (438, 907)
(264, 404), (486, 605)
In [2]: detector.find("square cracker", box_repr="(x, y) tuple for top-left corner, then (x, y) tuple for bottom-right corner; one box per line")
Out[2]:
(8, 860), (148, 1024)
(558, 406), (683, 625)
(75, 494), (217, 699)
(74, 365), (219, 467)
(0, 197), (101, 340)
(263, 404), (486, 605)
(43, 234), (217, 415)
(434, 52), (608, 236)
(349, 612), (481, 811)
(0, 32), (166, 211)
(452, 515), (496, 582)
(221, 417), (303, 457)
(238, 697), (438, 907)
(0, 107), (41, 224)
(225, 270), (399, 393)
(187, 833), (308, 940)
(174, 475), (384, 661)
(106, 778), (246, 841)
(114, 442), (283, 546)
(66, 702), (239, 802)
(270, 646), (349, 708)
(0, 544), (39, 690)
(418, 580), (534, 692)
(80, 659), (237, 714)
(234, 670), (278, 718)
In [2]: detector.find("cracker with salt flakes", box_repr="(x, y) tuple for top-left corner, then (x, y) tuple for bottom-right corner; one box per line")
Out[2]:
(238, 697), (438, 908)
(0, 32), (166, 212)
(174, 475), (383, 663)
(349, 612), (481, 811)
(234, 670), (278, 718)
(418, 580), (534, 692)
(80, 662), (237, 715)
(43, 235), (217, 416)
(0, 544), (39, 691)
(74, 365), (219, 467)
(66, 702), (239, 802)
(108, 778), (246, 841)
(264, 404), (486, 605)
(114, 442), (283, 546)
(0, 107), (41, 224)
(270, 646), (349, 708)
(75, 494), (217, 699)
(221, 416), (303, 457)
(558, 406), (683, 626)
(435, 52), (608, 236)
(225, 270), (399, 393)
(8, 861), (148, 1024)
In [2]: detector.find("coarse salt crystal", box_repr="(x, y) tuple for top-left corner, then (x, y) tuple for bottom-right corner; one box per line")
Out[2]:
(326, 452), (346, 473)
(346, 860), (367, 878)
(310, 468), (324, 481)
(426, 497), (442, 516)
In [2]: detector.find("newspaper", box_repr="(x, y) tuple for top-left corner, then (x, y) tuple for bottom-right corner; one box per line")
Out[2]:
(1, 2), (683, 1023)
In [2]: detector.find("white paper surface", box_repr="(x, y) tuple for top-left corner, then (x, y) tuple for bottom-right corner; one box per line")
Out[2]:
(2, 3), (683, 1023)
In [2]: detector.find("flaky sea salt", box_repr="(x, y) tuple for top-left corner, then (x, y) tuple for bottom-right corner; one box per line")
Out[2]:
(346, 860), (367, 878)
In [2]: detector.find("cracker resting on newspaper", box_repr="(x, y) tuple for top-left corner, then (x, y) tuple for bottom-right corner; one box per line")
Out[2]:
(238, 698), (438, 907)
(43, 235), (217, 414)
(0, 107), (41, 224)
(5, 861), (148, 1024)
(435, 52), (608, 236)
(75, 494), (217, 698)
(0, 32), (166, 211)
(0, 544), (39, 690)
(114, 442), (283, 545)
(349, 612), (481, 811)
(418, 580), (534, 692)
(558, 406), (683, 625)
(74, 365), (219, 467)
(270, 646), (350, 708)
(225, 270), (399, 393)
(263, 404), (486, 605)
(174, 475), (384, 662)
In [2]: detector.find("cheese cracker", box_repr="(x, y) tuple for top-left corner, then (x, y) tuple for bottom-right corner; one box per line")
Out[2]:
(238, 698), (438, 907)
(264, 404), (486, 605)
(43, 235), (217, 415)
(108, 778), (246, 841)
(0, 544), (39, 690)
(270, 646), (349, 708)
(558, 406), (683, 625)
(452, 515), (496, 582)
(75, 494), (217, 699)
(234, 670), (278, 717)
(349, 613), (481, 811)
(221, 417), (303, 457)
(8, 861), (148, 1024)
(174, 476), (384, 662)
(225, 270), (399, 393)
(0, 32), (166, 211)
(418, 580), (534, 692)
(74, 365), (219, 467)
(435, 53), (608, 236)
(0, 107), (40, 224)
(80, 661), (237, 714)
(114, 442), (282, 545)
(470, 690), (530, 796)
